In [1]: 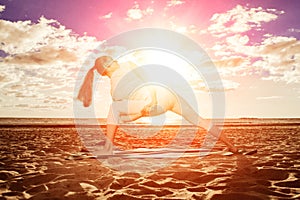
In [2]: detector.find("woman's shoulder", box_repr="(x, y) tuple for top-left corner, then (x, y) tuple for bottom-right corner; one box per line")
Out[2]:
(112, 61), (137, 78)
(120, 61), (137, 69)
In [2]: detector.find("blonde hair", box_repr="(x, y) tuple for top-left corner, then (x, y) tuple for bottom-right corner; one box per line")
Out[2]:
(77, 56), (113, 107)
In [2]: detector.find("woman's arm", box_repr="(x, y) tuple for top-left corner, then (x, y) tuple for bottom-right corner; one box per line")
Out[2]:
(142, 86), (157, 115)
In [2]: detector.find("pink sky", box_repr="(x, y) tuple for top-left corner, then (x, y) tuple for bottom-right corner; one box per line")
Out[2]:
(0, 1), (299, 118)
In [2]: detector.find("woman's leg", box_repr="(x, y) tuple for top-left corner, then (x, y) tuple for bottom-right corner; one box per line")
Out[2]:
(97, 101), (136, 155)
(105, 99), (154, 148)
(171, 97), (238, 153)
(102, 107), (119, 154)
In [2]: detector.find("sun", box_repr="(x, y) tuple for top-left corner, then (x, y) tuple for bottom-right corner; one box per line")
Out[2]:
(113, 49), (206, 124)
(92, 49), (210, 121)
(117, 49), (201, 84)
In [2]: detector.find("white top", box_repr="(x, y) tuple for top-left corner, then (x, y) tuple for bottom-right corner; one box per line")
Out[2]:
(110, 62), (147, 101)
(110, 61), (198, 111)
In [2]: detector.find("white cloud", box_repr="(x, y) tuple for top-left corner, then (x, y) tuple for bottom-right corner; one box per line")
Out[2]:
(214, 57), (244, 67)
(222, 79), (240, 91)
(214, 35), (300, 83)
(0, 16), (93, 55)
(125, 4), (154, 21)
(0, 5), (5, 12)
(256, 96), (283, 100)
(251, 36), (300, 83)
(196, 79), (240, 92)
(144, 7), (154, 15)
(127, 8), (143, 20)
(206, 5), (299, 84)
(0, 16), (106, 64)
(4, 46), (77, 65)
(166, 0), (185, 7)
(226, 34), (250, 46)
(100, 12), (112, 19)
(288, 28), (300, 33)
(208, 5), (281, 37)
(169, 21), (198, 34)
(0, 16), (132, 117)
(0, 16), (109, 114)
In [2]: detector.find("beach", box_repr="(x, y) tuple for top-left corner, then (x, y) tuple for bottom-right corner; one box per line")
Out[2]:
(0, 118), (299, 199)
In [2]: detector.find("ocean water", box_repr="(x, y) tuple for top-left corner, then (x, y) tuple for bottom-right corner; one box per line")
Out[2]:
(0, 117), (300, 126)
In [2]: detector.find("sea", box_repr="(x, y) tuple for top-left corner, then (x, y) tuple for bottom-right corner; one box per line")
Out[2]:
(0, 117), (299, 128)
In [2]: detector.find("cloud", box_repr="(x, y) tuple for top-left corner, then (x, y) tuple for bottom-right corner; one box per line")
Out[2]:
(99, 12), (112, 19)
(166, 0), (185, 7)
(4, 46), (77, 65)
(260, 36), (299, 56)
(15, 104), (29, 108)
(0, 5), (5, 12)
(0, 17), (66, 54)
(206, 5), (299, 84)
(222, 79), (240, 91)
(247, 36), (300, 83)
(226, 34), (250, 46)
(0, 16), (106, 113)
(214, 56), (246, 68)
(191, 78), (240, 92)
(288, 28), (300, 33)
(169, 21), (198, 34)
(125, 3), (154, 21)
(256, 96), (283, 100)
(208, 5), (282, 37)
(127, 7), (143, 20)
(0, 16), (101, 56)
(0, 15), (134, 116)
(213, 35), (300, 83)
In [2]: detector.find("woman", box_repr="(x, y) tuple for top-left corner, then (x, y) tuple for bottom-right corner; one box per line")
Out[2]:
(77, 56), (238, 154)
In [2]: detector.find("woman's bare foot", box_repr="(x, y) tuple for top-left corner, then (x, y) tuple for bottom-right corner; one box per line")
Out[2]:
(93, 139), (114, 156)
(103, 139), (114, 155)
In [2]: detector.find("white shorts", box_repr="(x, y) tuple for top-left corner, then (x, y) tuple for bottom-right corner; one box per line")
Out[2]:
(107, 87), (152, 124)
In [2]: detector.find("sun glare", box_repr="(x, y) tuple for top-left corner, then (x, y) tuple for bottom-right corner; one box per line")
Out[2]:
(118, 49), (201, 82)
(111, 49), (205, 124)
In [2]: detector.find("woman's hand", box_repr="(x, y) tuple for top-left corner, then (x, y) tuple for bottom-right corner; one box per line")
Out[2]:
(142, 101), (157, 116)
(141, 89), (157, 116)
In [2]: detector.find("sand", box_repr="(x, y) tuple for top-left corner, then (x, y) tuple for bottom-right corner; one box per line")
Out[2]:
(0, 123), (299, 199)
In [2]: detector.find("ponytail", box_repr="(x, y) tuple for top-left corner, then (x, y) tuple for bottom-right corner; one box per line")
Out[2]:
(77, 56), (113, 107)
(77, 67), (95, 107)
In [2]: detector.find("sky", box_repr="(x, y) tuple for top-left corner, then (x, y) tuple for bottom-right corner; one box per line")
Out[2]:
(0, 0), (299, 119)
